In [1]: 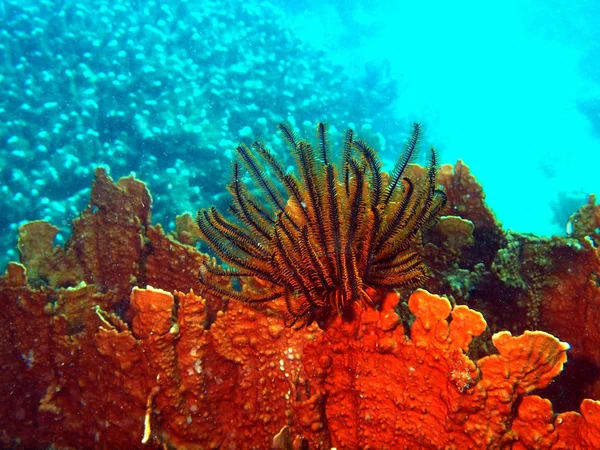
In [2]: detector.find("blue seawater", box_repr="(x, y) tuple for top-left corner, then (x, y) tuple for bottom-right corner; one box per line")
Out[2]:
(1, 0), (599, 271)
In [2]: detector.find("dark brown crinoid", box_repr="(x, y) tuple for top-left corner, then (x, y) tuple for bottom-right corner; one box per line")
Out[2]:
(196, 122), (446, 327)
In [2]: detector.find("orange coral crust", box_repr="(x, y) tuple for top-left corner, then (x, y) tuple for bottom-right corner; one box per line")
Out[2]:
(301, 290), (575, 449)
(106, 286), (321, 448)
(2, 167), (600, 448)
(4, 272), (597, 448)
(512, 396), (600, 449)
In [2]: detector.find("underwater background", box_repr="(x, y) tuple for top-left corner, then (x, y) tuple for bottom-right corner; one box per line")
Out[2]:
(1, 0), (599, 271)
